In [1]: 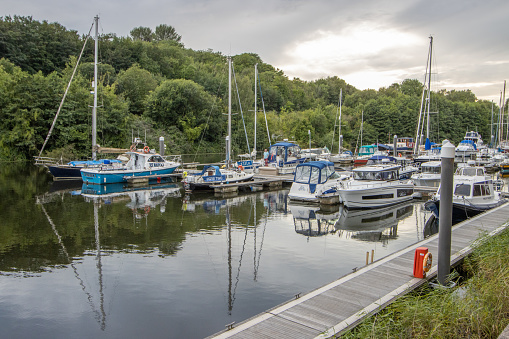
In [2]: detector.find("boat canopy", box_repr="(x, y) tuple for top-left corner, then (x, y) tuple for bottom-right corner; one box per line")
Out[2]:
(458, 139), (477, 150)
(358, 145), (376, 156)
(68, 159), (121, 166)
(268, 142), (301, 162)
(352, 165), (400, 181)
(366, 155), (396, 165)
(293, 161), (336, 185)
(191, 165), (222, 176)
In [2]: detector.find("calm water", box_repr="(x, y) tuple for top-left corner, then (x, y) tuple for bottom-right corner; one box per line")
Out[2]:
(0, 163), (437, 338)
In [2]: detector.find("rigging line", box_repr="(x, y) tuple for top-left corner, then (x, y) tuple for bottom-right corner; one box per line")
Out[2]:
(38, 22), (94, 157)
(231, 204), (253, 308)
(38, 201), (102, 324)
(193, 61), (228, 163)
(254, 204), (269, 280)
(231, 62), (251, 155)
(257, 68), (271, 146)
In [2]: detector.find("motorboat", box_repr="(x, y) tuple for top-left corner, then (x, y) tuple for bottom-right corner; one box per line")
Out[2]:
(288, 161), (351, 202)
(365, 155), (419, 179)
(455, 139), (477, 160)
(81, 150), (181, 184)
(264, 141), (306, 174)
(330, 150), (354, 164)
(425, 165), (506, 223)
(182, 165), (254, 190)
(411, 161), (441, 188)
(319, 164), (415, 209)
(300, 147), (331, 161)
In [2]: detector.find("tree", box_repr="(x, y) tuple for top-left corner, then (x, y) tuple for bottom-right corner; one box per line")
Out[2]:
(115, 64), (160, 115)
(130, 27), (153, 42)
(154, 24), (181, 42)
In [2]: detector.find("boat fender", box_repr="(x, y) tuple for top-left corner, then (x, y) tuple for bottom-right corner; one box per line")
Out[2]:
(183, 171), (187, 178)
(143, 146), (150, 153)
(423, 252), (432, 272)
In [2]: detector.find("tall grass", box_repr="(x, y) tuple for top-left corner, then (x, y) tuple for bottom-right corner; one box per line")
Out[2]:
(341, 227), (509, 338)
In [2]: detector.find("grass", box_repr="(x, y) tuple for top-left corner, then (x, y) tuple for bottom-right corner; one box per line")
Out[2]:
(341, 226), (509, 338)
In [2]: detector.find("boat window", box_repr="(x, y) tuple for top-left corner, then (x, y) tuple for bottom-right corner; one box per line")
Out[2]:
(310, 167), (320, 184)
(454, 183), (471, 196)
(473, 184), (482, 197)
(294, 166), (311, 183)
(149, 155), (165, 163)
(477, 169), (484, 176)
(461, 168), (477, 176)
(423, 166), (441, 174)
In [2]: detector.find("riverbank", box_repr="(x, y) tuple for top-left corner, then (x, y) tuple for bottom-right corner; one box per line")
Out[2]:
(341, 224), (509, 338)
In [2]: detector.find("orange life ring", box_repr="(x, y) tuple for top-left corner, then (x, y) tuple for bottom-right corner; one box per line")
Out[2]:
(238, 165), (244, 171)
(398, 152), (402, 157)
(143, 146), (150, 153)
(423, 252), (432, 272)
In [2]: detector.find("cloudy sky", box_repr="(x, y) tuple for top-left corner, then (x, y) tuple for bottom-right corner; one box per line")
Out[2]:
(4, 0), (508, 102)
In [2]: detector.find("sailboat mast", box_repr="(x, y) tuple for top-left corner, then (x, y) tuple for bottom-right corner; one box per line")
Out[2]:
(426, 35), (433, 141)
(254, 63), (257, 159)
(92, 15), (99, 161)
(338, 88), (343, 151)
(227, 56), (232, 168)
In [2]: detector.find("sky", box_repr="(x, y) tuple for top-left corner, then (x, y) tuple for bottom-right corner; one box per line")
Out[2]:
(4, 0), (509, 102)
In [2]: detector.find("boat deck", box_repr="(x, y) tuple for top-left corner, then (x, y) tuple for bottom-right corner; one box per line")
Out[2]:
(208, 202), (509, 338)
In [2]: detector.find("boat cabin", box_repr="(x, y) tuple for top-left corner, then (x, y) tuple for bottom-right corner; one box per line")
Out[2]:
(352, 165), (400, 181)
(358, 145), (377, 156)
(421, 161), (441, 174)
(293, 161), (339, 186)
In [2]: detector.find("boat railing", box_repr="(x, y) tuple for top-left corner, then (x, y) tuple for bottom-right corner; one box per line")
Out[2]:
(163, 154), (182, 164)
(33, 156), (62, 166)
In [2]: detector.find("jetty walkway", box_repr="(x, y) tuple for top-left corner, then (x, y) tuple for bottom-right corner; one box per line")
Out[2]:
(208, 202), (509, 338)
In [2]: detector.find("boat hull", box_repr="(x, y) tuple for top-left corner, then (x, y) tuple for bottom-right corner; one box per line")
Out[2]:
(81, 167), (178, 184)
(339, 183), (414, 209)
(425, 198), (507, 224)
(48, 165), (82, 180)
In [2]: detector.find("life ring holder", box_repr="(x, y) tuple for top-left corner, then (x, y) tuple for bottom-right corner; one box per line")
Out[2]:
(130, 145), (136, 152)
(143, 146), (150, 153)
(423, 252), (432, 272)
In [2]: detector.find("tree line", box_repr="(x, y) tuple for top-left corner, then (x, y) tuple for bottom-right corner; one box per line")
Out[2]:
(0, 15), (496, 161)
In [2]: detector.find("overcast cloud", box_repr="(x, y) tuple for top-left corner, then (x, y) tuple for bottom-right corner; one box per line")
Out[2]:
(4, 0), (508, 101)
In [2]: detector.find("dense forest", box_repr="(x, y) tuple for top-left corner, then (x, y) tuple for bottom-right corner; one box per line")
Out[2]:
(0, 15), (497, 162)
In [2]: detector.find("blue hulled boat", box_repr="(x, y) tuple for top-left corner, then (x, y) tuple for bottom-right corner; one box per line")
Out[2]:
(81, 151), (180, 184)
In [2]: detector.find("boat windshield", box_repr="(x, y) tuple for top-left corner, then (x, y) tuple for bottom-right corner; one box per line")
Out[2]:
(457, 167), (484, 176)
(353, 170), (398, 181)
(422, 166), (441, 174)
(454, 183), (471, 196)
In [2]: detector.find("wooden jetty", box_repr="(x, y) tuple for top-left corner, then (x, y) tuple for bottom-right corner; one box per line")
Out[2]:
(210, 175), (293, 194)
(208, 202), (509, 339)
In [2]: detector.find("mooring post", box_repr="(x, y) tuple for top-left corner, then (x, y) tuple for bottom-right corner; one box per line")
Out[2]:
(393, 135), (397, 157)
(159, 136), (165, 156)
(438, 140), (455, 285)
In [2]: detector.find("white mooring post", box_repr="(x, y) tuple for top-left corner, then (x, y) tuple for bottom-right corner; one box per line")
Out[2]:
(438, 140), (455, 285)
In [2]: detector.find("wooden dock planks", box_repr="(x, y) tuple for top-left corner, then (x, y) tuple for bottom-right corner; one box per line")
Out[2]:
(208, 202), (509, 339)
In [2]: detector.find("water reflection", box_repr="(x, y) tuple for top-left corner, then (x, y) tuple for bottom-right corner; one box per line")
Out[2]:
(290, 203), (340, 237)
(1, 167), (438, 339)
(81, 179), (181, 216)
(334, 202), (414, 245)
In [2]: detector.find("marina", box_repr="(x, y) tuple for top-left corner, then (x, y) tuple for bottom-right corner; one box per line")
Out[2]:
(209, 201), (509, 339)
(0, 163), (441, 339)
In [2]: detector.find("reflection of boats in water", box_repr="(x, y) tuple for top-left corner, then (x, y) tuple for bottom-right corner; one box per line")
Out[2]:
(334, 201), (414, 244)
(290, 203), (340, 237)
(81, 179), (181, 215)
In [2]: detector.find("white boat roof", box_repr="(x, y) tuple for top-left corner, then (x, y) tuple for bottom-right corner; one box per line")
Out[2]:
(353, 164), (401, 172)
(421, 161), (442, 167)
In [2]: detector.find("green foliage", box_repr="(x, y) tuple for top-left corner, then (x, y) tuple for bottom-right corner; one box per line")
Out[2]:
(0, 16), (497, 160)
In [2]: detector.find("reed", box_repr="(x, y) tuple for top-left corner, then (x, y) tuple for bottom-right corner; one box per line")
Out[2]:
(342, 227), (509, 338)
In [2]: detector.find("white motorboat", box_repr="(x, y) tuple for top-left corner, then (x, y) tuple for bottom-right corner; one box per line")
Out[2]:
(425, 165), (506, 223)
(319, 164), (415, 209)
(288, 161), (351, 202)
(411, 160), (441, 188)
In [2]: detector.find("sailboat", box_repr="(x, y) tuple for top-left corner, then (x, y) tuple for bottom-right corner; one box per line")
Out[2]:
(36, 16), (123, 180)
(329, 89), (354, 165)
(183, 57), (254, 190)
(413, 36), (439, 161)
